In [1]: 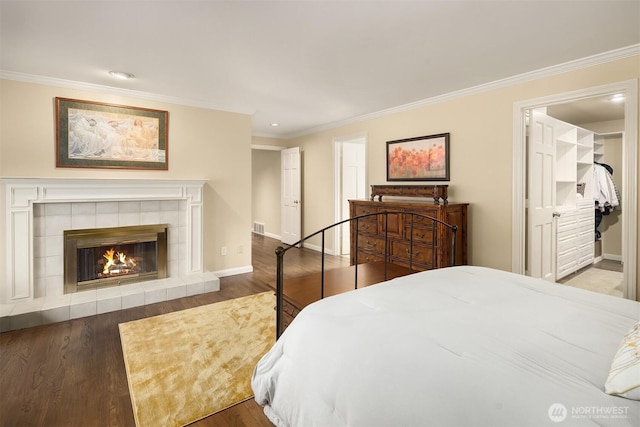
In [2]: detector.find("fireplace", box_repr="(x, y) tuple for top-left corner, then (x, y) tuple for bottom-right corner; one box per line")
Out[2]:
(64, 224), (168, 293)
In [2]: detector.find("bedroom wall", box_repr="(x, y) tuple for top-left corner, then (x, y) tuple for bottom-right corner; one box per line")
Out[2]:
(0, 79), (253, 278)
(599, 134), (623, 260)
(287, 55), (639, 294)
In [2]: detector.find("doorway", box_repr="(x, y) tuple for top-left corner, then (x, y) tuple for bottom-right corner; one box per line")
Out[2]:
(512, 80), (637, 300)
(334, 135), (367, 256)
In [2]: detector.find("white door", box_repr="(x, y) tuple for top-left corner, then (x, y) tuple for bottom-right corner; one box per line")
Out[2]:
(527, 110), (556, 281)
(340, 141), (366, 255)
(281, 147), (301, 245)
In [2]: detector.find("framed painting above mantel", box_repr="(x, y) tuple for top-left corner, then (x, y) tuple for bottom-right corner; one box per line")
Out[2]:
(386, 133), (450, 181)
(55, 97), (169, 170)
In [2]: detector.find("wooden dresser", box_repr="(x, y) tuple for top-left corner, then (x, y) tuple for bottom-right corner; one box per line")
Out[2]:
(349, 198), (468, 270)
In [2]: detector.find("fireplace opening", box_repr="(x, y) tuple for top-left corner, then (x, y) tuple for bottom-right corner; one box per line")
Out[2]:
(64, 224), (168, 293)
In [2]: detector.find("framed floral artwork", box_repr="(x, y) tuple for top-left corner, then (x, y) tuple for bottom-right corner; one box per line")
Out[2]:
(386, 133), (450, 181)
(55, 97), (169, 170)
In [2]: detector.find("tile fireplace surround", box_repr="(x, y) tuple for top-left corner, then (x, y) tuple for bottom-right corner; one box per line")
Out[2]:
(1, 178), (219, 332)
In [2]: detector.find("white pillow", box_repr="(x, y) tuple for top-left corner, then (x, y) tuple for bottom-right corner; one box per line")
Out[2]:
(605, 322), (640, 400)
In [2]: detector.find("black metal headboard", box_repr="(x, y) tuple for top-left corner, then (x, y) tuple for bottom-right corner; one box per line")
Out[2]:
(274, 212), (458, 338)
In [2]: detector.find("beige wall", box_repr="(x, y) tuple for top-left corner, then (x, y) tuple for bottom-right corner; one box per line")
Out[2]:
(0, 79), (253, 276)
(287, 56), (639, 293)
(600, 134), (624, 259)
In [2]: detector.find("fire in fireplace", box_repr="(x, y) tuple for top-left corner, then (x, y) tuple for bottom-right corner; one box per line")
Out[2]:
(64, 224), (168, 293)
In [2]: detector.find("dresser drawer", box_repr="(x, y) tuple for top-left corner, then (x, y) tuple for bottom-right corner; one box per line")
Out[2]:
(578, 247), (594, 268)
(354, 250), (386, 264)
(282, 298), (301, 318)
(557, 217), (577, 234)
(356, 219), (378, 235)
(391, 241), (433, 265)
(557, 252), (577, 278)
(577, 230), (593, 246)
(356, 235), (385, 252)
(353, 204), (377, 217)
(558, 235), (578, 254)
(405, 226), (434, 244)
(404, 210), (438, 226)
(577, 220), (593, 235)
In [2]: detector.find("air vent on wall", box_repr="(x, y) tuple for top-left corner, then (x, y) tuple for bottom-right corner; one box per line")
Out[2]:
(253, 222), (265, 235)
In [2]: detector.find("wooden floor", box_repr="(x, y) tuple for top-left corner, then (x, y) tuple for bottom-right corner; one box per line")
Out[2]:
(0, 234), (348, 427)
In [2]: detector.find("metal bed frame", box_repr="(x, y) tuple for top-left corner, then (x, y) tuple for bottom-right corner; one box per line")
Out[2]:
(274, 211), (458, 338)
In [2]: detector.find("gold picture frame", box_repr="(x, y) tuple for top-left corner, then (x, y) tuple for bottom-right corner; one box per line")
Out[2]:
(55, 97), (169, 170)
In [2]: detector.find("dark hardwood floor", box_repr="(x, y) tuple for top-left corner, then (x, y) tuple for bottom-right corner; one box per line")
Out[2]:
(0, 234), (349, 427)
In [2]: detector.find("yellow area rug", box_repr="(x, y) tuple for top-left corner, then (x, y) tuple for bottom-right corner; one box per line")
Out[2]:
(119, 292), (275, 427)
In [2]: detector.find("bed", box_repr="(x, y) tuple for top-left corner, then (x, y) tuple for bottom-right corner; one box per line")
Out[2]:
(252, 265), (640, 426)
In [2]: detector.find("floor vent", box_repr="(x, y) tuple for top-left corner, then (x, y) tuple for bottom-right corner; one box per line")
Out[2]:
(253, 222), (265, 235)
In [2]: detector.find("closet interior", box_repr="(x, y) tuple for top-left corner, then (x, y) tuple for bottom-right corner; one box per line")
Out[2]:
(529, 108), (622, 283)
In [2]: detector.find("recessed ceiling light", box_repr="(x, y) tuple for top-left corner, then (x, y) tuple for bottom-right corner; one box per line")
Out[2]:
(611, 93), (625, 103)
(271, 123), (279, 127)
(109, 70), (135, 80)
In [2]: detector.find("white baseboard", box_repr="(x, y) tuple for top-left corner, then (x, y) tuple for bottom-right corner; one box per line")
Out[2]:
(264, 231), (280, 240)
(603, 253), (623, 262)
(251, 230), (281, 241)
(302, 241), (337, 256)
(213, 265), (253, 277)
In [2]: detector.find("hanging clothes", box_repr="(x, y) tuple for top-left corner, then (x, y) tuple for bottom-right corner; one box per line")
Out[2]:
(594, 163), (619, 213)
(594, 162), (620, 240)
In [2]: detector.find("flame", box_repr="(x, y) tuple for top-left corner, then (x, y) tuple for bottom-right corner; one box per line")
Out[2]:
(102, 248), (137, 275)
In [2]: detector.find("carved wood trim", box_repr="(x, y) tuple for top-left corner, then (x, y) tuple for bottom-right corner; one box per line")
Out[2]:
(370, 185), (448, 204)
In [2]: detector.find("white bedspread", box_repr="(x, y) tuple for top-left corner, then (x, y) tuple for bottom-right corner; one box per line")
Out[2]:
(252, 266), (640, 427)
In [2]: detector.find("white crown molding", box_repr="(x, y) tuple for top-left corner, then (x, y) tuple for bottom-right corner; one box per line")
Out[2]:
(251, 144), (286, 151)
(1, 44), (637, 140)
(0, 70), (255, 116)
(285, 44), (640, 139)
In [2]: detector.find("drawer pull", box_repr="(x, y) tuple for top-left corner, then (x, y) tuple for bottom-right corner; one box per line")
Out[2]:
(365, 240), (377, 247)
(405, 249), (421, 257)
(415, 232), (425, 238)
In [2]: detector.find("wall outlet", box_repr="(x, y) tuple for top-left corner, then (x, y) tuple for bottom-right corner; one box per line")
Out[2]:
(238, 245), (244, 254)
(221, 246), (227, 256)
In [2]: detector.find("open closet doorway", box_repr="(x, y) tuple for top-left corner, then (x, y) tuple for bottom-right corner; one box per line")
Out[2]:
(334, 135), (367, 256)
(513, 80), (638, 300)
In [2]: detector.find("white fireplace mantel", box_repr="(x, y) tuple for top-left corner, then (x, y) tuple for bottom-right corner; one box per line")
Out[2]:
(3, 178), (207, 303)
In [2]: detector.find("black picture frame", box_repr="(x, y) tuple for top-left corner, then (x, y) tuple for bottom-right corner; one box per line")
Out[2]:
(386, 133), (450, 181)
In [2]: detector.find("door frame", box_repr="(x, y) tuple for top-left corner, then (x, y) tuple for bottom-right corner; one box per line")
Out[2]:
(334, 133), (368, 256)
(512, 79), (638, 300)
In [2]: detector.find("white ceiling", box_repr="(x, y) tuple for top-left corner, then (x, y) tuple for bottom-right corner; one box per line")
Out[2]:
(1, 0), (638, 138)
(546, 96), (626, 126)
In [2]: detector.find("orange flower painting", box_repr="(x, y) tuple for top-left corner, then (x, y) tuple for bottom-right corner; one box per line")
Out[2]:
(387, 133), (450, 181)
